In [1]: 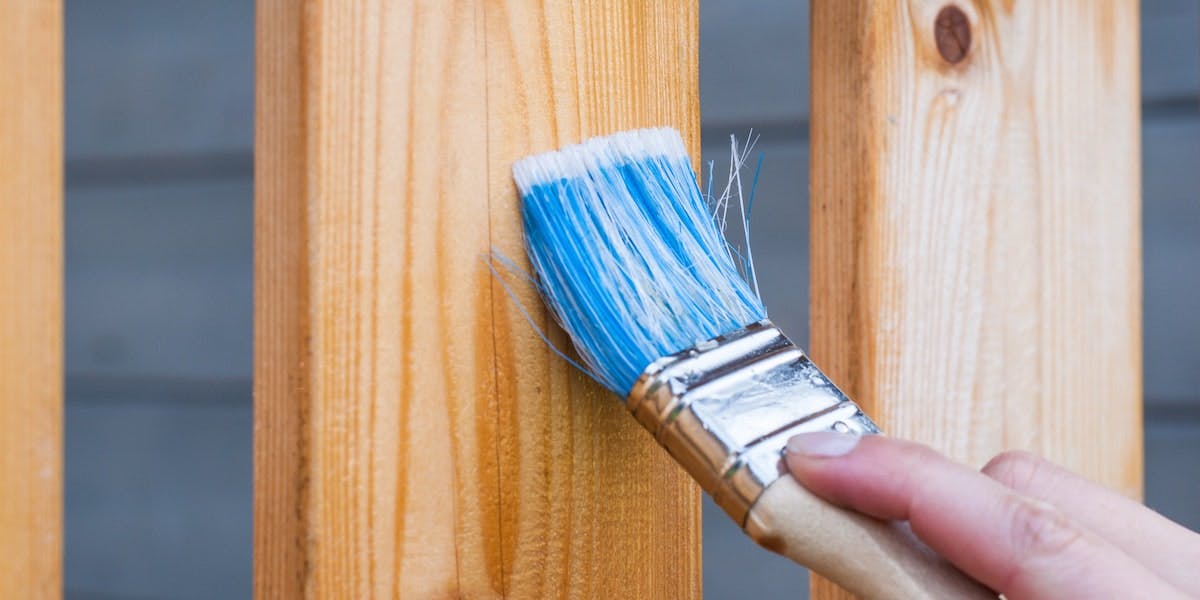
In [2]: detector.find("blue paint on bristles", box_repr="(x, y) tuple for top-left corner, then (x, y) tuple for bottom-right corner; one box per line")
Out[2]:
(512, 128), (767, 396)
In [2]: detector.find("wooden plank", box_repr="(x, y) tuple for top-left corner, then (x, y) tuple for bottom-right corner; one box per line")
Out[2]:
(485, 2), (702, 597)
(255, 1), (484, 596)
(809, 2), (1141, 598)
(0, 1), (63, 598)
(255, 1), (700, 597)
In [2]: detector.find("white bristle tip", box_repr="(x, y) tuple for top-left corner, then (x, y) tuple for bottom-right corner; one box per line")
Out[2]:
(512, 127), (688, 193)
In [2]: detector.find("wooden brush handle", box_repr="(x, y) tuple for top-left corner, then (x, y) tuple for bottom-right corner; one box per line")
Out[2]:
(744, 476), (995, 599)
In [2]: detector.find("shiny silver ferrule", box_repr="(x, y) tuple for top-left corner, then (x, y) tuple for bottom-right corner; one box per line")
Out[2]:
(626, 320), (880, 528)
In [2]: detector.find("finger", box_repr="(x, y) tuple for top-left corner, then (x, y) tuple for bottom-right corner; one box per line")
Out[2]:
(785, 433), (1185, 599)
(983, 450), (1200, 595)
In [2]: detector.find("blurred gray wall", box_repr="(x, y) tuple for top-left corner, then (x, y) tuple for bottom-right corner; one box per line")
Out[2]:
(63, 1), (1198, 598)
(65, 2), (253, 598)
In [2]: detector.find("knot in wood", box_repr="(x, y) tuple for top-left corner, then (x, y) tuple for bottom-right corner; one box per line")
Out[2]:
(934, 5), (970, 64)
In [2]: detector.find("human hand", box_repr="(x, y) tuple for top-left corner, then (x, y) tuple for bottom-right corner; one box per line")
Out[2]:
(784, 432), (1200, 599)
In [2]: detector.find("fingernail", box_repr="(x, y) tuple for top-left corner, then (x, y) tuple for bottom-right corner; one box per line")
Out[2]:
(786, 431), (862, 458)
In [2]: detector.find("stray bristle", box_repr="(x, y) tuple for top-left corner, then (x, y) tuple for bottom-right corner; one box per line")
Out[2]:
(513, 127), (766, 396)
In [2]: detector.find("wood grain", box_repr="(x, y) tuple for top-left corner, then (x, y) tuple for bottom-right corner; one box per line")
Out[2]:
(810, 1), (1141, 598)
(486, 2), (702, 597)
(0, 1), (62, 598)
(255, 1), (700, 597)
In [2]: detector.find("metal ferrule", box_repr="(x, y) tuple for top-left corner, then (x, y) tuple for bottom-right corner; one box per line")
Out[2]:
(626, 320), (880, 528)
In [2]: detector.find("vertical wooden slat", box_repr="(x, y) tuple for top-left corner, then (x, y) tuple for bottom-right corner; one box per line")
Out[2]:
(254, 1), (700, 597)
(810, 1), (1141, 598)
(0, 1), (63, 598)
(485, 2), (702, 597)
(255, 2), (490, 596)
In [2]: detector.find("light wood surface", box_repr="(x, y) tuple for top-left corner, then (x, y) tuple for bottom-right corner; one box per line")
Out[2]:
(810, 1), (1141, 598)
(254, 1), (700, 597)
(0, 1), (63, 598)
(486, 2), (702, 598)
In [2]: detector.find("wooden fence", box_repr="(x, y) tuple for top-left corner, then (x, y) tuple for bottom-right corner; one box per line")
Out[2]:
(0, 2), (62, 597)
(0, 1), (1142, 598)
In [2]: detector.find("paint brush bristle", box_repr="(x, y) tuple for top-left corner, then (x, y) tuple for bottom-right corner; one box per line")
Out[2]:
(513, 127), (766, 396)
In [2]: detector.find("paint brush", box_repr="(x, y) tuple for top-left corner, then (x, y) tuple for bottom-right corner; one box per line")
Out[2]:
(512, 128), (993, 599)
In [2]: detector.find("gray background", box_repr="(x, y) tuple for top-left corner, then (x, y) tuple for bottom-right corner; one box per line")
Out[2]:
(63, 1), (1198, 598)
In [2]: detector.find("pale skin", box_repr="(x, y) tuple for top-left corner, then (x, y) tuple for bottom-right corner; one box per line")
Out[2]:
(784, 432), (1200, 599)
